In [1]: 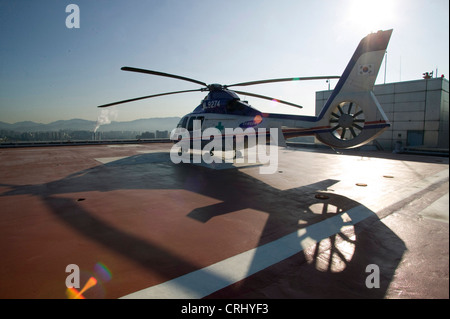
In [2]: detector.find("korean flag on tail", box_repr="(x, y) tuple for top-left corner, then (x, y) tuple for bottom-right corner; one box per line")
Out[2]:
(359, 64), (373, 75)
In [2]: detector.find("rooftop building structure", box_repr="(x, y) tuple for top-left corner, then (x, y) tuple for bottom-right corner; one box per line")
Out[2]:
(315, 77), (449, 152)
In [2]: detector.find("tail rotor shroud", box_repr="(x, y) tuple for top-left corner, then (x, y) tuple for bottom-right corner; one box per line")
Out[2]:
(330, 101), (365, 141)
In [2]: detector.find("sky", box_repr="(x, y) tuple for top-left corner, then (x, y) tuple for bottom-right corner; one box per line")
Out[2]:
(0, 0), (449, 124)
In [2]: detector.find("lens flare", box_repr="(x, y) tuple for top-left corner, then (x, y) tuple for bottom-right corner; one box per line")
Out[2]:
(66, 276), (97, 299)
(66, 287), (85, 299)
(253, 115), (263, 124)
(94, 262), (112, 282)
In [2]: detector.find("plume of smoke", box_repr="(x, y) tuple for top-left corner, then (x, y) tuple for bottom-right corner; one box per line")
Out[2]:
(94, 106), (118, 133)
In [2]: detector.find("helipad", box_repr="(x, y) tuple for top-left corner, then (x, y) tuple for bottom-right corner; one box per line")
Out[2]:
(0, 143), (448, 299)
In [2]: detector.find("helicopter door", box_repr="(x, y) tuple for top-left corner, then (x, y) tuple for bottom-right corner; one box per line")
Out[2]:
(186, 117), (193, 131)
(196, 116), (204, 129)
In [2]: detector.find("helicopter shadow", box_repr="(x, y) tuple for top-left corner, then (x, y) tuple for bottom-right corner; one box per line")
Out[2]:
(0, 151), (406, 298)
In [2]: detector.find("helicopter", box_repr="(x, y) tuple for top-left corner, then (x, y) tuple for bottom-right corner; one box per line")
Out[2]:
(98, 29), (393, 159)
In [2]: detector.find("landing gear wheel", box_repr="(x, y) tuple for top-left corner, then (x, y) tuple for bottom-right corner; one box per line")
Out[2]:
(330, 101), (365, 141)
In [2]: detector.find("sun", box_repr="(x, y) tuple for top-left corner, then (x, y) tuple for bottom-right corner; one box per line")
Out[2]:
(347, 0), (396, 34)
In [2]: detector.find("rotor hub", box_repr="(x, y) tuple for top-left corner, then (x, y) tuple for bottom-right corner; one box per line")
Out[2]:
(208, 84), (224, 91)
(330, 101), (365, 141)
(338, 113), (354, 128)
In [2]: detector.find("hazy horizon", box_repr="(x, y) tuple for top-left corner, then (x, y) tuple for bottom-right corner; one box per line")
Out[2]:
(1, 0), (449, 124)
(0, 116), (181, 126)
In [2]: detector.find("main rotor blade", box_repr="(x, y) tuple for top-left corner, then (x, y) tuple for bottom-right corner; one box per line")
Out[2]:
(233, 90), (303, 109)
(227, 76), (340, 88)
(97, 89), (203, 108)
(121, 67), (207, 87)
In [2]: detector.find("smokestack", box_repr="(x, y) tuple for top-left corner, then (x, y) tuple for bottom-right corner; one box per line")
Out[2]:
(94, 106), (118, 133)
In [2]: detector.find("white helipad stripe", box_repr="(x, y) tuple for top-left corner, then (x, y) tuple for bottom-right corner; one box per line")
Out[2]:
(420, 192), (449, 223)
(95, 156), (129, 164)
(120, 205), (375, 299)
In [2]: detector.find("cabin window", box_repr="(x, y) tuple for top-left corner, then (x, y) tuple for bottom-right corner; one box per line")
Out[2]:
(187, 116), (204, 131)
(178, 116), (188, 128)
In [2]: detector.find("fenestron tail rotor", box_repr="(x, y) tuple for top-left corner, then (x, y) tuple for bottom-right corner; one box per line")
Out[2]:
(329, 101), (365, 140)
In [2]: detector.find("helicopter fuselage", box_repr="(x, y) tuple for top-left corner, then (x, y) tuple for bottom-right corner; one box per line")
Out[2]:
(171, 88), (320, 153)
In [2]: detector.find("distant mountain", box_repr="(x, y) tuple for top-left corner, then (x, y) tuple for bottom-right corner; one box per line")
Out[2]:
(99, 117), (181, 132)
(0, 117), (181, 133)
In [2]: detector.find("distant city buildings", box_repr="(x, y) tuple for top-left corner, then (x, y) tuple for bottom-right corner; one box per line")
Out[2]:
(1, 130), (170, 143)
(136, 130), (169, 140)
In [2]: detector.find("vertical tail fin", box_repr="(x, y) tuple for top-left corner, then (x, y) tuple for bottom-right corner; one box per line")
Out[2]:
(315, 30), (392, 149)
(334, 29), (392, 94)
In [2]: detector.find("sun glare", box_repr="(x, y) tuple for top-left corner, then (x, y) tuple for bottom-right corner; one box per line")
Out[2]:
(347, 0), (396, 34)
